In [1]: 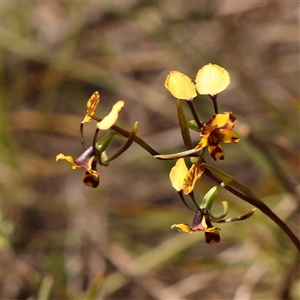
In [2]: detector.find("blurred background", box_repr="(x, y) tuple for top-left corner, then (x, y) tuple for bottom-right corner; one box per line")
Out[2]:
(2, 1), (299, 299)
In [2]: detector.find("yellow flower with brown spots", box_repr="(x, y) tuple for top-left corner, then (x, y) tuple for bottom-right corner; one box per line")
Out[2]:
(56, 147), (99, 188)
(57, 92), (125, 188)
(171, 210), (221, 245)
(196, 112), (240, 160)
(170, 158), (204, 195)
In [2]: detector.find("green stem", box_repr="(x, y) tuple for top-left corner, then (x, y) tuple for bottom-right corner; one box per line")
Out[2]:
(92, 127), (100, 161)
(106, 122), (138, 163)
(188, 191), (203, 212)
(154, 148), (202, 160)
(178, 190), (194, 211)
(209, 95), (218, 114)
(91, 116), (159, 156)
(80, 123), (88, 150)
(186, 99), (202, 130)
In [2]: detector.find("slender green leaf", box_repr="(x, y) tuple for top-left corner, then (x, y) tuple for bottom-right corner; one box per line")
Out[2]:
(84, 273), (106, 300)
(177, 99), (193, 149)
(202, 163), (263, 204)
(37, 275), (54, 300)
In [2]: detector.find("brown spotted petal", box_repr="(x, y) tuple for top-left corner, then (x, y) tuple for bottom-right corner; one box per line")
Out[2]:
(200, 112), (236, 136)
(204, 227), (221, 245)
(82, 91), (100, 123)
(196, 112), (239, 160)
(208, 141), (225, 161)
(203, 214), (221, 244)
(183, 164), (204, 195)
(82, 160), (99, 188)
(215, 130), (240, 144)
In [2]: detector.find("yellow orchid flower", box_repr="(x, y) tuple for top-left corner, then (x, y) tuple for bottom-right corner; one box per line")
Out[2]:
(58, 93), (126, 188)
(169, 159), (204, 195)
(196, 112), (240, 160)
(56, 147), (99, 188)
(171, 210), (220, 245)
(81, 92), (124, 130)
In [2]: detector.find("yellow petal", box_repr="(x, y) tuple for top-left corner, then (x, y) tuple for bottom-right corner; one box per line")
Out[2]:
(183, 164), (204, 195)
(195, 135), (209, 150)
(56, 153), (78, 169)
(165, 71), (197, 100)
(195, 64), (230, 96)
(171, 223), (193, 233)
(97, 101), (124, 130)
(216, 130), (240, 143)
(82, 91), (100, 123)
(169, 158), (188, 191)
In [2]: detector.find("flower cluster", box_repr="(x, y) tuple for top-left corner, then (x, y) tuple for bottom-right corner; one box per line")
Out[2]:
(56, 91), (136, 188)
(165, 63), (239, 161)
(56, 63), (256, 246)
(164, 64), (254, 244)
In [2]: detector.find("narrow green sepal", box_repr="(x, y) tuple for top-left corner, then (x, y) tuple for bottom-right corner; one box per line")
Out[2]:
(177, 99), (193, 149)
(209, 201), (229, 220)
(213, 208), (256, 223)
